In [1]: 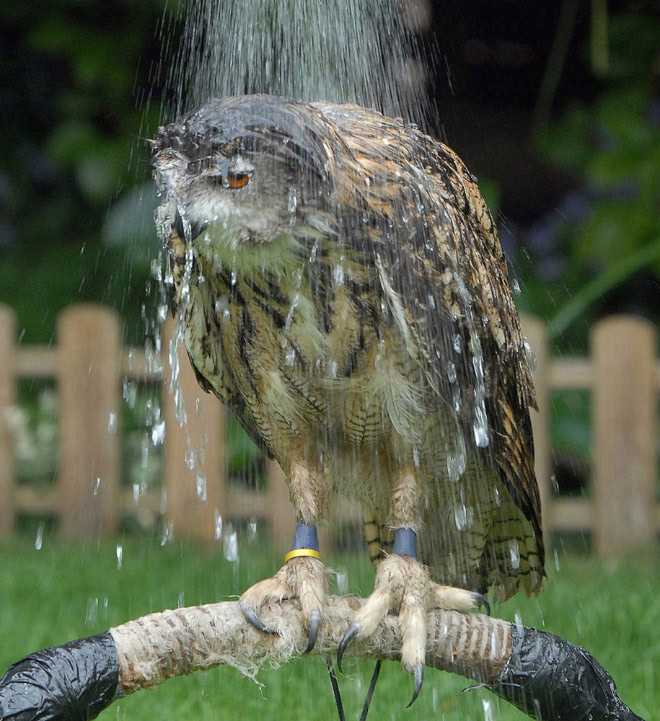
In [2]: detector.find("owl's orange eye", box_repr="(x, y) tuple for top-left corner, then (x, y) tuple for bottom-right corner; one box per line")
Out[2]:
(226, 171), (250, 189)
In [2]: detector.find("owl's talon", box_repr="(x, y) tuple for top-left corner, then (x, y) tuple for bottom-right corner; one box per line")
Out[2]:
(337, 622), (360, 672)
(472, 592), (490, 615)
(239, 599), (279, 636)
(406, 664), (424, 708)
(304, 608), (321, 653)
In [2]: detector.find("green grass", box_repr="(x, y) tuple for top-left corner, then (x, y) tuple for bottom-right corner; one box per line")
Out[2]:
(0, 535), (656, 720)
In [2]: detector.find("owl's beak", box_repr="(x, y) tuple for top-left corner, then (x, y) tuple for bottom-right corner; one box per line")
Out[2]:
(174, 208), (206, 242)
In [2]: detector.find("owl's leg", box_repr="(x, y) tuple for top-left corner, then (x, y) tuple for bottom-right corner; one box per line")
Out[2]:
(239, 462), (329, 653)
(338, 471), (488, 706)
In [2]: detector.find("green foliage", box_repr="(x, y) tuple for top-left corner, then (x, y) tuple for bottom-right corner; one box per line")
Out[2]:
(525, 11), (660, 347)
(0, 0), (175, 343)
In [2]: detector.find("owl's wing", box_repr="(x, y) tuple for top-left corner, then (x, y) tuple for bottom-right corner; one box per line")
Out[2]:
(324, 105), (544, 594)
(167, 225), (275, 460)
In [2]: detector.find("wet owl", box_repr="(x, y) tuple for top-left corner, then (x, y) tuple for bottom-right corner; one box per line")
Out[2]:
(152, 94), (544, 703)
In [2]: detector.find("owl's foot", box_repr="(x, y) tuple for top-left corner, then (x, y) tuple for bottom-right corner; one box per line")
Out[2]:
(337, 532), (488, 707)
(240, 523), (328, 653)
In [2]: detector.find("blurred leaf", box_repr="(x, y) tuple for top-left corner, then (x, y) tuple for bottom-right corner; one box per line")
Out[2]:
(536, 104), (591, 173)
(46, 119), (99, 166)
(103, 182), (160, 268)
(548, 239), (660, 338)
(76, 155), (118, 202)
(607, 13), (660, 78)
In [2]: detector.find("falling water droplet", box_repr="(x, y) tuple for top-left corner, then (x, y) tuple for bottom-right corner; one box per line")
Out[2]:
(107, 412), (117, 434)
(247, 518), (257, 542)
(287, 186), (297, 214)
(523, 338), (536, 373)
(196, 473), (207, 501)
(35, 522), (45, 550)
(151, 420), (166, 445)
(514, 611), (524, 636)
(214, 511), (223, 540)
(141, 436), (150, 469)
(446, 452), (466, 482)
(509, 540), (520, 570)
(122, 379), (137, 408)
(454, 506), (467, 531)
(86, 598), (99, 626)
(151, 258), (162, 282)
(473, 404), (489, 448)
(185, 446), (197, 470)
(284, 293), (299, 336)
(482, 699), (493, 721)
(116, 544), (123, 569)
(446, 361), (456, 383)
(93, 477), (101, 496)
(223, 526), (239, 562)
(161, 520), (174, 546)
(336, 569), (348, 594)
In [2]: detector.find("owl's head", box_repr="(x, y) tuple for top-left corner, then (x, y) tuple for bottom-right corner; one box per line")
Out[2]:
(153, 95), (337, 256)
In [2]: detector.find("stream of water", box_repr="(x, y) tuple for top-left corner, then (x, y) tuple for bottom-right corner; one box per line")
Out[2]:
(166, 0), (427, 123)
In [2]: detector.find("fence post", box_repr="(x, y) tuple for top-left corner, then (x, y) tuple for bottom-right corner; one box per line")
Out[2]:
(520, 314), (552, 545)
(162, 318), (225, 543)
(58, 305), (121, 537)
(592, 316), (656, 555)
(0, 305), (16, 534)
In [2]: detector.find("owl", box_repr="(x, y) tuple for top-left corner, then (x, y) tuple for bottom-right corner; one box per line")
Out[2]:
(152, 94), (544, 704)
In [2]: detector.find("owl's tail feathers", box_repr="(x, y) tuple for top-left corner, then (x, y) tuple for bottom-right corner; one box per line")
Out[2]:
(483, 516), (546, 603)
(362, 508), (395, 567)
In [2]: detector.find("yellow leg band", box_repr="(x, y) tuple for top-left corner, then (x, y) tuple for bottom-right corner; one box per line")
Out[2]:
(284, 548), (322, 563)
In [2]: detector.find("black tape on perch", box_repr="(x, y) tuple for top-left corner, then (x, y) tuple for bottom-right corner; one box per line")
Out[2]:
(0, 601), (646, 721)
(492, 625), (645, 721)
(0, 632), (118, 721)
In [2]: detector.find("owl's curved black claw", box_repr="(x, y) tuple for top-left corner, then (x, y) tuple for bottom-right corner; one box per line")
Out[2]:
(405, 664), (424, 708)
(239, 599), (279, 636)
(304, 608), (321, 653)
(337, 622), (360, 673)
(472, 592), (490, 615)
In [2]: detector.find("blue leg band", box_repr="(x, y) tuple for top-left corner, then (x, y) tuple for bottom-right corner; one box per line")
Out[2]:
(392, 528), (417, 558)
(291, 521), (320, 551)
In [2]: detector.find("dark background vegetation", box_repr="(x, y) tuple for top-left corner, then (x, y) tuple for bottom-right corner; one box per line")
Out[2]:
(0, 0), (658, 495)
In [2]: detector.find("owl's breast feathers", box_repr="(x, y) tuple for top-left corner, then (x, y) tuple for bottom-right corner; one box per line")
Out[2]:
(154, 95), (544, 597)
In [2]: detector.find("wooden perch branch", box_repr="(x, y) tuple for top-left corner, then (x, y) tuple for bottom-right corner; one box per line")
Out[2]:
(110, 595), (510, 694)
(0, 594), (645, 721)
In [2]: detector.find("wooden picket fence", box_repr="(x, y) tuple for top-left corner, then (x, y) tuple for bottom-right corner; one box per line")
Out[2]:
(0, 303), (658, 554)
